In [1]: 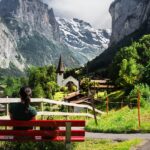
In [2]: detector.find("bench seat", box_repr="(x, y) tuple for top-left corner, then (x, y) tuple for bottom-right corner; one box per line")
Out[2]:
(0, 120), (85, 142)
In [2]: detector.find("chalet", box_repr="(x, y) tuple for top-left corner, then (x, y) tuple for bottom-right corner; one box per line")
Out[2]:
(64, 91), (91, 105)
(64, 91), (100, 112)
(90, 79), (115, 91)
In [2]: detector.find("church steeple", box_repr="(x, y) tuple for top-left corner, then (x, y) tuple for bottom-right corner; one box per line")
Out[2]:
(56, 55), (64, 73)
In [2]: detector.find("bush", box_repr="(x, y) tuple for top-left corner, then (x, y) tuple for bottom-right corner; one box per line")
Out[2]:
(71, 85), (77, 92)
(60, 86), (68, 92)
(0, 142), (65, 150)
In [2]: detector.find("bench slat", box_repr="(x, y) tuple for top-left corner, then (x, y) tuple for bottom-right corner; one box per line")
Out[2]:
(0, 120), (85, 142)
(0, 136), (85, 142)
(0, 130), (85, 136)
(0, 120), (85, 127)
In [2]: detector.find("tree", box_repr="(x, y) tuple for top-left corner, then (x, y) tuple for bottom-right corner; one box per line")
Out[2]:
(109, 42), (140, 81)
(28, 65), (57, 98)
(80, 77), (94, 93)
(116, 58), (141, 87)
(46, 81), (59, 99)
(110, 34), (150, 87)
(33, 84), (45, 98)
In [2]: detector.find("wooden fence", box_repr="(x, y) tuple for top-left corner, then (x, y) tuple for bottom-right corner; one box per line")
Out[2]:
(0, 98), (104, 119)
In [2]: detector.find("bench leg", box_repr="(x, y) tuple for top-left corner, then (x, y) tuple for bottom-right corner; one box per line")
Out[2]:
(65, 122), (71, 150)
(65, 143), (71, 150)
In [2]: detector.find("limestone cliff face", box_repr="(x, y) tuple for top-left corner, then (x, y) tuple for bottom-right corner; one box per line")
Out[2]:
(0, 0), (60, 41)
(0, 19), (25, 71)
(0, 0), (79, 72)
(109, 0), (150, 45)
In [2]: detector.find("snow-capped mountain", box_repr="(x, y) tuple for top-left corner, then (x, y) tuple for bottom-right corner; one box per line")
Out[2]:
(57, 17), (111, 65)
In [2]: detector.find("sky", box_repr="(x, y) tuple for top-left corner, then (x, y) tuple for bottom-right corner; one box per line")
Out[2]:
(42, 0), (114, 29)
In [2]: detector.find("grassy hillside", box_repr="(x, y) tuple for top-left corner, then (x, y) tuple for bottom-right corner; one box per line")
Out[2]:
(86, 106), (150, 133)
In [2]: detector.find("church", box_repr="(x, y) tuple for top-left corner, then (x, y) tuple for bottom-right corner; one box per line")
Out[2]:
(56, 56), (79, 91)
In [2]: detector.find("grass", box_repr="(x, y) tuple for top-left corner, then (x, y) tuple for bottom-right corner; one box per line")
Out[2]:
(86, 106), (150, 133)
(74, 138), (142, 150)
(0, 139), (142, 150)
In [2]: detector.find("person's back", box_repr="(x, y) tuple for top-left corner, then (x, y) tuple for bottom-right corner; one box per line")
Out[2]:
(9, 86), (37, 130)
(9, 103), (36, 121)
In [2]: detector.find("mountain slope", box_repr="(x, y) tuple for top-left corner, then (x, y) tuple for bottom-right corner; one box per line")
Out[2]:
(57, 17), (111, 65)
(87, 0), (150, 73)
(0, 0), (81, 74)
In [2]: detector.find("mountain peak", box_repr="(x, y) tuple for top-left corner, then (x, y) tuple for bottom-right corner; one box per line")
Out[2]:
(56, 17), (111, 65)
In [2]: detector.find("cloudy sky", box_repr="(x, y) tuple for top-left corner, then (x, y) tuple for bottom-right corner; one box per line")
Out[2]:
(42, 0), (114, 29)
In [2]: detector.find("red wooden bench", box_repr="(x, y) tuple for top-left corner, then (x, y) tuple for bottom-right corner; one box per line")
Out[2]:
(0, 120), (85, 149)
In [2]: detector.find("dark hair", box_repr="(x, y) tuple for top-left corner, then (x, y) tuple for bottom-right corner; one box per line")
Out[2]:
(19, 86), (32, 112)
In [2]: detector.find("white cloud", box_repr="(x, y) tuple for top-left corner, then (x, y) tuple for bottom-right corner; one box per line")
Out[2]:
(42, 0), (114, 29)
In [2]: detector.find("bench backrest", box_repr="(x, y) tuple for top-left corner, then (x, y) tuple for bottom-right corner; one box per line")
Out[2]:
(0, 120), (85, 142)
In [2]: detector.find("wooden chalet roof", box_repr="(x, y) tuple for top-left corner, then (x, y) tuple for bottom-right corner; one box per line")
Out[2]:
(64, 92), (101, 105)
(91, 85), (115, 89)
(90, 79), (115, 89)
(91, 79), (109, 83)
(64, 91), (80, 100)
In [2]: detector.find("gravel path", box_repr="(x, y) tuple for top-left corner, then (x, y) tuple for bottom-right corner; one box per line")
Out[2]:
(85, 132), (150, 141)
(86, 132), (150, 150)
(135, 140), (150, 150)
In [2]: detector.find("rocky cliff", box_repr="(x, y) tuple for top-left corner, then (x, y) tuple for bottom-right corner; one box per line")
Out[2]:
(0, 0), (80, 73)
(0, 19), (25, 71)
(0, 0), (60, 41)
(109, 0), (150, 45)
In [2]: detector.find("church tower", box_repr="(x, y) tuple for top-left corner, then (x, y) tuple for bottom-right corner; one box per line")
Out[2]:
(56, 55), (65, 87)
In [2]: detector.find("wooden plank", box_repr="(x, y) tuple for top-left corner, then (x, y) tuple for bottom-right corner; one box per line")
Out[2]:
(0, 120), (85, 127)
(0, 111), (95, 119)
(0, 98), (42, 103)
(0, 136), (85, 142)
(0, 130), (85, 136)
(0, 98), (104, 114)
(37, 112), (94, 118)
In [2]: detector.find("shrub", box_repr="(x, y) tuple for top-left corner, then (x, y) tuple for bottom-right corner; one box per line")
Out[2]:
(60, 86), (68, 92)
(71, 85), (77, 92)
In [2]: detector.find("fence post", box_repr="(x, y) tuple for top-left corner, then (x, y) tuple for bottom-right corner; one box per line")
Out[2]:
(130, 101), (132, 109)
(41, 97), (44, 120)
(65, 122), (71, 150)
(6, 96), (9, 116)
(137, 90), (141, 128)
(121, 100), (123, 109)
(86, 108), (88, 120)
(91, 98), (98, 125)
(106, 96), (109, 115)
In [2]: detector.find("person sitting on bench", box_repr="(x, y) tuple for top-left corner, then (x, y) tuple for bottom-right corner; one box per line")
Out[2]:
(9, 86), (37, 130)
